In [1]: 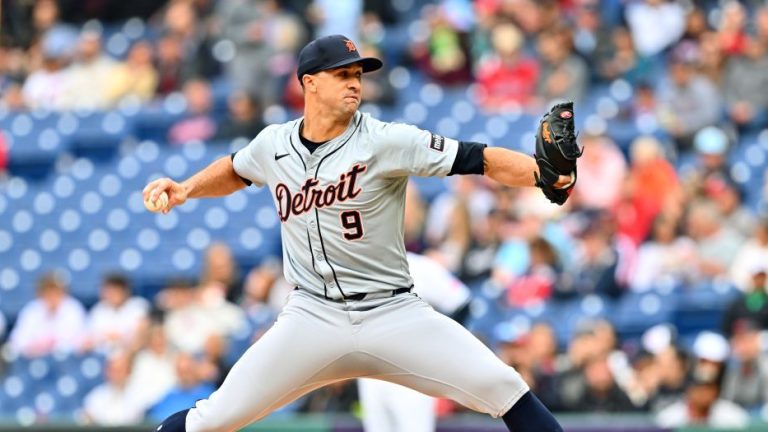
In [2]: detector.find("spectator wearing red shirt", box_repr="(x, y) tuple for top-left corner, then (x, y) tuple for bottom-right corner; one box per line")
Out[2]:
(475, 23), (539, 113)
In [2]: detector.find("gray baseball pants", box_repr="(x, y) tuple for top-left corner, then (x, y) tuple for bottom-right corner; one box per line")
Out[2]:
(185, 289), (529, 432)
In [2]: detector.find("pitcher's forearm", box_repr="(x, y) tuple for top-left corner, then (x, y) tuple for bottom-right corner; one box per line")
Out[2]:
(182, 156), (247, 199)
(483, 147), (538, 187)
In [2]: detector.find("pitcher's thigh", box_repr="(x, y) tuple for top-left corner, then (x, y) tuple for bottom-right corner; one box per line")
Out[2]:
(361, 299), (529, 417)
(187, 307), (353, 431)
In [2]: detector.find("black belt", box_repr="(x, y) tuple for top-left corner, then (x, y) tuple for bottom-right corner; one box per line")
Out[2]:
(295, 286), (413, 302)
(345, 286), (413, 301)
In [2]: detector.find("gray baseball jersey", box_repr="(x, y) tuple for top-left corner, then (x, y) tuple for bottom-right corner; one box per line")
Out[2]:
(181, 111), (530, 432)
(233, 110), (458, 299)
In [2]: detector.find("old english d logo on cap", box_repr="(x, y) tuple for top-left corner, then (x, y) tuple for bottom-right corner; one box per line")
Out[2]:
(296, 34), (383, 82)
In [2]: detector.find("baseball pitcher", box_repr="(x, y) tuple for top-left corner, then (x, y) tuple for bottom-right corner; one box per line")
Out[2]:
(144, 34), (580, 432)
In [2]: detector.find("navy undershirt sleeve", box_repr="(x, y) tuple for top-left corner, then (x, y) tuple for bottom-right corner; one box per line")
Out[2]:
(448, 141), (486, 176)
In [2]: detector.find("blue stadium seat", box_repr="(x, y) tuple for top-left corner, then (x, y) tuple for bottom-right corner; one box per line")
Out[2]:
(133, 104), (185, 142)
(611, 291), (678, 340)
(5, 113), (70, 179)
(69, 111), (133, 160)
(673, 281), (741, 336)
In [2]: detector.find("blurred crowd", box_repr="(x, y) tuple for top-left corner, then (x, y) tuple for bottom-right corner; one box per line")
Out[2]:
(2, 0), (768, 428)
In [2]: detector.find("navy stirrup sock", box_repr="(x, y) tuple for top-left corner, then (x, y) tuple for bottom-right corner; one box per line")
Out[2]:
(156, 408), (190, 432)
(502, 391), (563, 432)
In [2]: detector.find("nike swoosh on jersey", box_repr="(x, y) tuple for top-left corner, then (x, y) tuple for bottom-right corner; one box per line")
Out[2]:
(274, 153), (290, 161)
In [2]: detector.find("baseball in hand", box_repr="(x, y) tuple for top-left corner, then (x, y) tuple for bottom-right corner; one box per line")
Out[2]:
(144, 191), (169, 213)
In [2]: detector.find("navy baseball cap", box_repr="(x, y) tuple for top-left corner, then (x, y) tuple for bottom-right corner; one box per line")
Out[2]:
(296, 35), (383, 83)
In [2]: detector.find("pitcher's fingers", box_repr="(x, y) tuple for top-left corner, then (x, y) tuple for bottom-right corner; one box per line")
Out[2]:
(149, 179), (173, 202)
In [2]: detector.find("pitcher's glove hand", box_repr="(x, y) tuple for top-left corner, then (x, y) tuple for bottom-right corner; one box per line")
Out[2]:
(533, 102), (583, 205)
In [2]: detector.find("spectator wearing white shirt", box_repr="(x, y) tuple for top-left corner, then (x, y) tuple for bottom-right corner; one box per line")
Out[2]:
(8, 272), (87, 357)
(58, 29), (118, 110)
(730, 218), (768, 291)
(127, 319), (178, 411)
(624, 0), (686, 57)
(82, 351), (145, 425)
(84, 274), (149, 354)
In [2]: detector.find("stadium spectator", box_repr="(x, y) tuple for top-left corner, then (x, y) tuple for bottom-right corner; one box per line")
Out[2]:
(685, 200), (745, 279)
(4, 0), (63, 49)
(597, 25), (652, 84)
(721, 319), (768, 411)
(58, 29), (118, 110)
(571, 1), (614, 78)
(82, 351), (145, 425)
(0, 46), (27, 99)
(722, 37), (768, 132)
(616, 136), (681, 245)
(240, 259), (289, 331)
(84, 273), (149, 354)
(698, 30), (726, 84)
(496, 0), (556, 37)
(705, 177), (755, 237)
(458, 203), (503, 285)
(167, 78), (217, 144)
(680, 6), (709, 44)
(106, 40), (159, 105)
(162, 271), (245, 356)
(127, 318), (179, 411)
(161, 0), (218, 80)
(652, 344), (689, 412)
(655, 369), (749, 428)
(683, 126), (733, 197)
(8, 272), (87, 357)
(160, 279), (210, 353)
(410, 2), (473, 86)
(0, 82), (26, 111)
(359, 42), (397, 107)
(506, 237), (559, 307)
(630, 214), (696, 292)
(535, 27), (588, 104)
(618, 351), (662, 410)
(691, 331), (729, 386)
(722, 265), (768, 336)
(557, 219), (623, 299)
(21, 27), (78, 110)
(475, 23), (538, 112)
(309, 0), (363, 42)
(197, 278), (247, 343)
(571, 132), (627, 211)
(716, 1), (749, 57)
(495, 322), (533, 384)
(155, 34), (187, 95)
(212, 91), (265, 141)
(200, 242), (241, 301)
(573, 354), (636, 412)
(624, 0), (686, 58)
(423, 182), (473, 273)
(146, 353), (215, 422)
(757, 6), (768, 47)
(215, 0), (286, 103)
(524, 323), (560, 409)
(656, 43), (722, 152)
(552, 323), (597, 410)
(730, 218), (768, 291)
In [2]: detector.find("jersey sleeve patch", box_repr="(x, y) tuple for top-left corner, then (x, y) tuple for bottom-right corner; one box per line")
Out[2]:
(429, 134), (445, 152)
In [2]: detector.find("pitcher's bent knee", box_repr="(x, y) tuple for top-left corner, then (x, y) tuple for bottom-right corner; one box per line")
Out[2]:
(469, 365), (530, 417)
